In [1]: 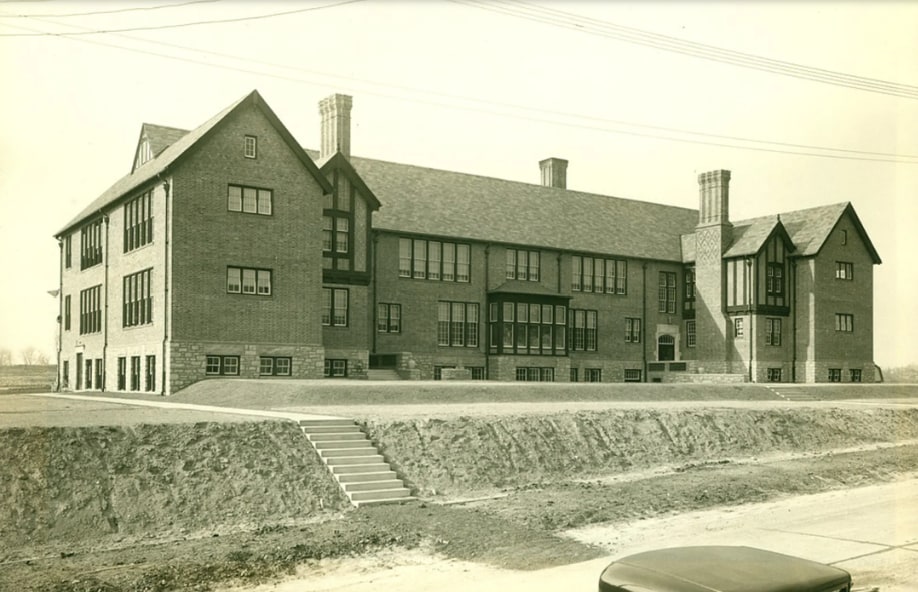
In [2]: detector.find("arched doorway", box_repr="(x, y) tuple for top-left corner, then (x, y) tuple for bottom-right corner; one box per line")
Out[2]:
(658, 335), (675, 361)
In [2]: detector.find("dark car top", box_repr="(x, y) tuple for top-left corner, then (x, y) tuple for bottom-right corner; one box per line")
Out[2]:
(598, 546), (851, 592)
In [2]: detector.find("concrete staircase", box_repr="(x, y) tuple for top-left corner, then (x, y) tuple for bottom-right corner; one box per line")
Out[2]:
(299, 418), (416, 507)
(366, 369), (401, 381)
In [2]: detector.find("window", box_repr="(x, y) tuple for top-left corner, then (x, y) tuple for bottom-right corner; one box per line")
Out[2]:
(62, 361), (69, 389)
(64, 295), (71, 331)
(85, 358), (93, 389)
(585, 368), (602, 382)
(470, 367), (485, 380)
(324, 359), (347, 377)
(123, 268), (153, 327)
(323, 215), (349, 254)
(64, 235), (72, 269)
(377, 303), (401, 333)
(835, 313), (854, 332)
(828, 368), (842, 382)
(836, 261), (853, 280)
(244, 135), (257, 159)
(685, 320), (696, 347)
(492, 301), (565, 355)
(323, 288), (349, 327)
(766, 318), (782, 346)
(841, 230), (848, 245)
(145, 355), (156, 391)
(767, 368), (783, 382)
(850, 369), (862, 382)
(433, 365), (454, 380)
(227, 184), (272, 215)
(206, 355), (240, 376)
(130, 356), (140, 391)
(399, 238), (470, 282)
(734, 317), (745, 338)
(625, 317), (642, 344)
(624, 369), (642, 382)
(506, 249), (540, 281)
(123, 190), (153, 252)
(658, 272), (677, 313)
(79, 285), (102, 335)
(95, 359), (103, 390)
(260, 356), (292, 376)
(684, 267), (695, 312)
(227, 267), (272, 296)
(80, 219), (103, 270)
(437, 301), (479, 347)
(766, 263), (784, 296)
(570, 368), (579, 382)
(572, 255), (627, 294)
(515, 367), (554, 382)
(117, 357), (126, 390)
(569, 309), (597, 351)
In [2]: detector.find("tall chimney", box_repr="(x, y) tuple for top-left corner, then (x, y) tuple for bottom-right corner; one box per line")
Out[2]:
(697, 169), (731, 225)
(319, 94), (353, 160)
(539, 157), (568, 189)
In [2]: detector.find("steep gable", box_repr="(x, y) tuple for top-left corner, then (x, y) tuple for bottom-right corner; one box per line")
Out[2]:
(131, 123), (189, 173)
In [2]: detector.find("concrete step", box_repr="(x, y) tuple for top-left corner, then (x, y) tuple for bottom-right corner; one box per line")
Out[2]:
(366, 369), (401, 381)
(301, 425), (363, 436)
(330, 463), (392, 475)
(309, 432), (367, 442)
(337, 470), (397, 483)
(343, 480), (405, 492)
(350, 487), (412, 502)
(326, 454), (385, 466)
(299, 419), (356, 428)
(313, 439), (371, 449)
(354, 496), (418, 508)
(321, 447), (378, 458)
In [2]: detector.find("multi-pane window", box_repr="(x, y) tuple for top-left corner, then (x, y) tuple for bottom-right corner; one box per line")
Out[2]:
(227, 184), (272, 215)
(569, 309), (598, 351)
(64, 235), (72, 268)
(260, 356), (292, 376)
(585, 368), (602, 382)
(624, 369), (642, 382)
(470, 367), (485, 380)
(124, 190), (153, 252)
(437, 301), (479, 347)
(117, 357), (126, 390)
(766, 318), (782, 346)
(850, 369), (862, 382)
(734, 318), (745, 338)
(130, 356), (141, 391)
(828, 368), (842, 382)
(206, 355), (239, 376)
(244, 135), (257, 159)
(399, 238), (470, 282)
(145, 355), (156, 391)
(80, 219), (103, 269)
(322, 288), (349, 326)
(767, 368), (783, 382)
(323, 216), (349, 254)
(377, 303), (401, 333)
(570, 368), (579, 382)
(123, 268), (152, 327)
(625, 317), (642, 344)
(227, 267), (272, 296)
(324, 359), (347, 377)
(515, 367), (555, 382)
(572, 255), (627, 294)
(79, 285), (102, 335)
(658, 272), (677, 313)
(506, 249), (540, 281)
(766, 263), (784, 296)
(836, 261), (853, 280)
(835, 313), (854, 332)
(64, 295), (71, 331)
(685, 320), (696, 347)
(684, 267), (695, 313)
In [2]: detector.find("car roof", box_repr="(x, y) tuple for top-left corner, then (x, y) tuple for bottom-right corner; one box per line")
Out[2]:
(599, 546), (851, 592)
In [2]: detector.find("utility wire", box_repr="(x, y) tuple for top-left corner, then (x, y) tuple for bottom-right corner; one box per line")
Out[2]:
(455, 0), (918, 101)
(0, 0), (364, 36)
(0, 0), (219, 18)
(2, 16), (916, 164)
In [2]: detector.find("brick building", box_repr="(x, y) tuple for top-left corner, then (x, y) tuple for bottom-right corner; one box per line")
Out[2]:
(54, 91), (881, 394)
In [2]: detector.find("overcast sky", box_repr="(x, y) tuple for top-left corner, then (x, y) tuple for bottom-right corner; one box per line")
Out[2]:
(1, 1), (916, 368)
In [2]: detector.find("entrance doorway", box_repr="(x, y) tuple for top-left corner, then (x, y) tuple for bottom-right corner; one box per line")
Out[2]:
(658, 335), (675, 361)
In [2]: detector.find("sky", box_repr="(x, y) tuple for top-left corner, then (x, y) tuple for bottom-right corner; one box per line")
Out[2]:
(0, 0), (916, 368)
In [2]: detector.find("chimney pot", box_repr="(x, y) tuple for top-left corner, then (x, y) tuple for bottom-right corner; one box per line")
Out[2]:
(539, 157), (568, 189)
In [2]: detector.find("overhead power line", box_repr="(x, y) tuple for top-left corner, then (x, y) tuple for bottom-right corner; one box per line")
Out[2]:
(0, 0), (364, 36)
(453, 0), (918, 101)
(1, 13), (916, 164)
(0, 0), (219, 18)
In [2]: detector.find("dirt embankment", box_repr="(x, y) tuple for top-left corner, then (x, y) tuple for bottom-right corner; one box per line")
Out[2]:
(365, 407), (918, 495)
(0, 421), (348, 559)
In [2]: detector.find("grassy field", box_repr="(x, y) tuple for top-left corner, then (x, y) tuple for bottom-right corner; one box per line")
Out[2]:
(0, 365), (55, 393)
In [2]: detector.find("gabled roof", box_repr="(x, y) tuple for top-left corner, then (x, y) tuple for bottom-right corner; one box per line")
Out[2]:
(346, 156), (699, 261)
(132, 123), (190, 172)
(313, 151), (381, 212)
(723, 217), (794, 258)
(56, 90), (332, 237)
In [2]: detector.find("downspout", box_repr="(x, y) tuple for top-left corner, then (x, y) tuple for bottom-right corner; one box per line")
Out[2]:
(371, 232), (378, 357)
(746, 257), (753, 383)
(642, 262), (648, 382)
(56, 239), (63, 391)
(484, 244), (490, 380)
(791, 258), (797, 383)
(160, 178), (171, 395)
(102, 212), (110, 392)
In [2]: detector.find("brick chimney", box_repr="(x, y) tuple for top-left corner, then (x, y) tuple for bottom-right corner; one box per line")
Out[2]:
(539, 157), (568, 189)
(698, 169), (731, 225)
(319, 94), (353, 160)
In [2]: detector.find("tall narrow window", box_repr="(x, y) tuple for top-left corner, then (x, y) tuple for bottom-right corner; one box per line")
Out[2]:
(506, 249), (516, 279)
(80, 219), (103, 270)
(130, 356), (141, 391)
(117, 357), (126, 390)
(685, 320), (696, 347)
(244, 135), (257, 159)
(145, 355), (156, 391)
(593, 259), (604, 292)
(413, 239), (427, 279)
(572, 256), (582, 291)
(79, 285), (102, 334)
(684, 267), (696, 312)
(64, 295), (71, 331)
(64, 235), (72, 269)
(766, 263), (784, 296)
(399, 238), (412, 277)
(378, 303), (401, 333)
(322, 216), (333, 252)
(428, 241), (441, 280)
(766, 318), (782, 345)
(442, 243), (455, 281)
(569, 309), (597, 351)
(625, 318), (642, 343)
(124, 190), (153, 252)
(659, 272), (677, 313)
(583, 257), (594, 292)
(734, 317), (745, 338)
(456, 244), (470, 282)
(322, 288), (349, 327)
(616, 260), (627, 294)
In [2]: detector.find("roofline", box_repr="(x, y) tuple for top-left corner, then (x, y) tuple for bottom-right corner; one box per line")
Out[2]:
(814, 202), (882, 264)
(319, 152), (381, 211)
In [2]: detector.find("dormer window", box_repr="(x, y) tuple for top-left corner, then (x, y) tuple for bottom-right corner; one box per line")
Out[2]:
(244, 135), (257, 159)
(135, 138), (153, 169)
